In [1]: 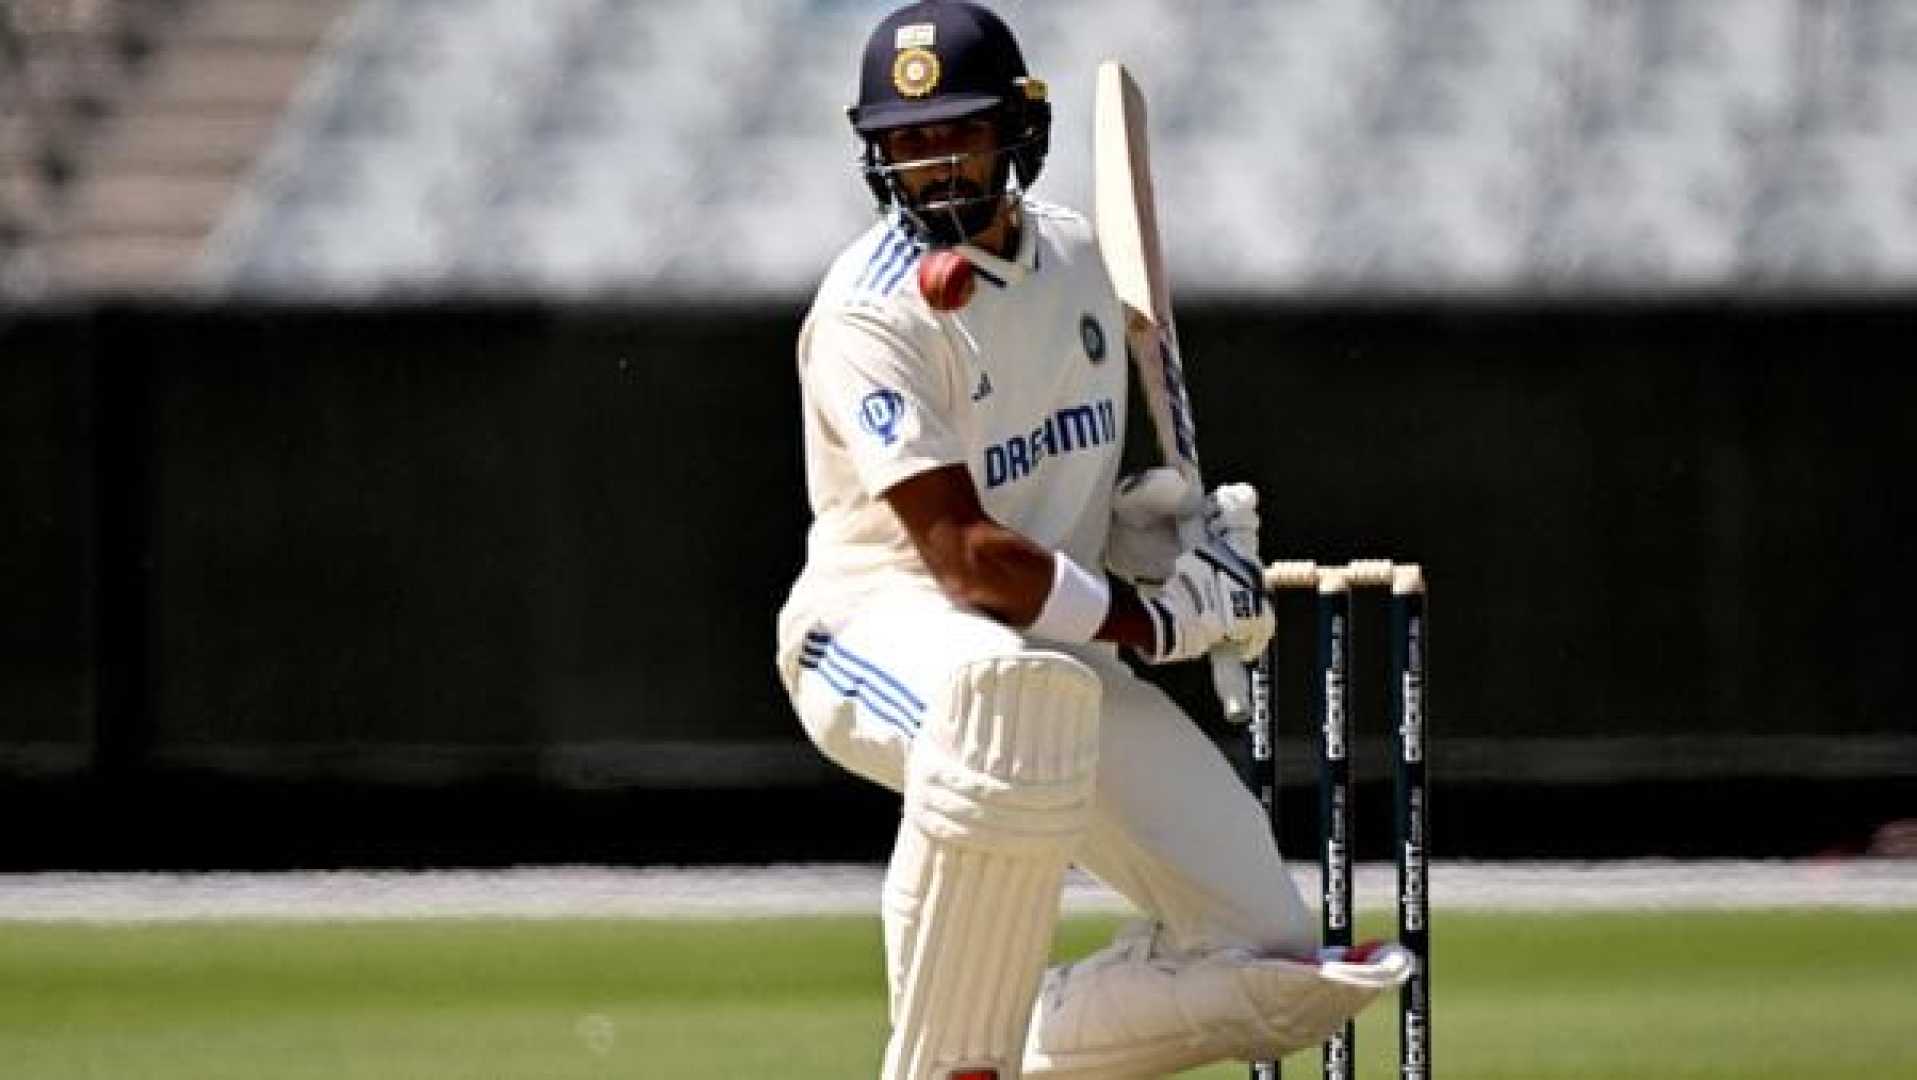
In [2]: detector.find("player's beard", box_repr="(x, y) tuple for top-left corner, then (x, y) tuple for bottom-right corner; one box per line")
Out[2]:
(905, 178), (1002, 247)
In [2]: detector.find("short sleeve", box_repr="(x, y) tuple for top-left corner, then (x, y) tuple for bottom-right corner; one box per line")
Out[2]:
(803, 308), (965, 497)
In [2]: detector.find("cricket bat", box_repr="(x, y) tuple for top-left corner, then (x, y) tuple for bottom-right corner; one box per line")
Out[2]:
(1094, 60), (1256, 721)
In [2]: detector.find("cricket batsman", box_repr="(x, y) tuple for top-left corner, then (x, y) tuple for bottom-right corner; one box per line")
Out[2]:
(774, 3), (1412, 1076)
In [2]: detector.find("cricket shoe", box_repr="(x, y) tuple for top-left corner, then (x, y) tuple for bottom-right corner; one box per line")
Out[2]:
(1022, 920), (1412, 1078)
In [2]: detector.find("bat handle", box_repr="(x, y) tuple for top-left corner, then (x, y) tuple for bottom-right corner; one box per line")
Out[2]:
(1210, 651), (1254, 722)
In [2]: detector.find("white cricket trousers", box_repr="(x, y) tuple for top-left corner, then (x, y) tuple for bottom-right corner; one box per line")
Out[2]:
(779, 589), (1316, 958)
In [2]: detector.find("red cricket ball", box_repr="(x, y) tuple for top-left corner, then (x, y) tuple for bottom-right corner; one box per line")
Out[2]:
(918, 249), (976, 312)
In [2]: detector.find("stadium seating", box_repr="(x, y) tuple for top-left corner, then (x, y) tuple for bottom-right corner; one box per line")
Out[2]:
(12, 0), (1917, 298)
(1, 0), (348, 293)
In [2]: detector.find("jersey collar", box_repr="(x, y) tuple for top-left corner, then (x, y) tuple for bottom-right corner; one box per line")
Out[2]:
(957, 207), (1039, 289)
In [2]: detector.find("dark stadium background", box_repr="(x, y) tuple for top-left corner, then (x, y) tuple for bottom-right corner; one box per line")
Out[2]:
(4, 1), (1914, 870)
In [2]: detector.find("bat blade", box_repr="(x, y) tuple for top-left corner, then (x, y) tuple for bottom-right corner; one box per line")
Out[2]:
(1094, 61), (1172, 331)
(1095, 59), (1196, 477)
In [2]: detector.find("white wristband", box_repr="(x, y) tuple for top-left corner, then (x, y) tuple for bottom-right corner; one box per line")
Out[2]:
(1027, 552), (1112, 643)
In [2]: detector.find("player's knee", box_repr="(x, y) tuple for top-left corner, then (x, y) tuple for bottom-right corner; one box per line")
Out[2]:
(906, 650), (1103, 852)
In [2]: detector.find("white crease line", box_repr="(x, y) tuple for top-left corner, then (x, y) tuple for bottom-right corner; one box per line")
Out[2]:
(0, 861), (1912, 923)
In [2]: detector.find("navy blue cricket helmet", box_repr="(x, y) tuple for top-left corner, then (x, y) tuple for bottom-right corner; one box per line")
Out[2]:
(847, 0), (1051, 244)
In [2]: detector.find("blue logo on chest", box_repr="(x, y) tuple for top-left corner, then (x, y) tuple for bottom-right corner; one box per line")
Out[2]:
(983, 398), (1119, 490)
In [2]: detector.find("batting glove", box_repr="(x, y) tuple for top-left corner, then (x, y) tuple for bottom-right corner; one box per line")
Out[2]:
(1106, 467), (1197, 586)
(1138, 533), (1273, 666)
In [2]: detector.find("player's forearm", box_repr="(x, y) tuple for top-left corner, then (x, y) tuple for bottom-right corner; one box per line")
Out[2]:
(886, 465), (1136, 642)
(926, 519), (1155, 652)
(918, 518), (1055, 627)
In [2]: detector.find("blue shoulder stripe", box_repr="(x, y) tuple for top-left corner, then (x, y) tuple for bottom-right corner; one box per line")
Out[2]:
(858, 232), (910, 293)
(878, 244), (923, 295)
(865, 233), (919, 296)
(854, 231), (901, 291)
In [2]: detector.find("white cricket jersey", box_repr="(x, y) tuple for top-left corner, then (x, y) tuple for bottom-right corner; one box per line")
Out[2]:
(776, 200), (1129, 668)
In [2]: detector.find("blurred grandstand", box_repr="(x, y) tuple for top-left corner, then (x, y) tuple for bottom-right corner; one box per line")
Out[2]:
(3, 0), (1914, 300)
(0, 0), (346, 294)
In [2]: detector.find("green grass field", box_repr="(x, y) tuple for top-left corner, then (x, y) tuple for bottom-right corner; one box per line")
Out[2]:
(3, 911), (1913, 1078)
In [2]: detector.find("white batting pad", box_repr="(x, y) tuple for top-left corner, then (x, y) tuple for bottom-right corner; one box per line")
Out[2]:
(883, 652), (1103, 1080)
(1024, 921), (1413, 1078)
